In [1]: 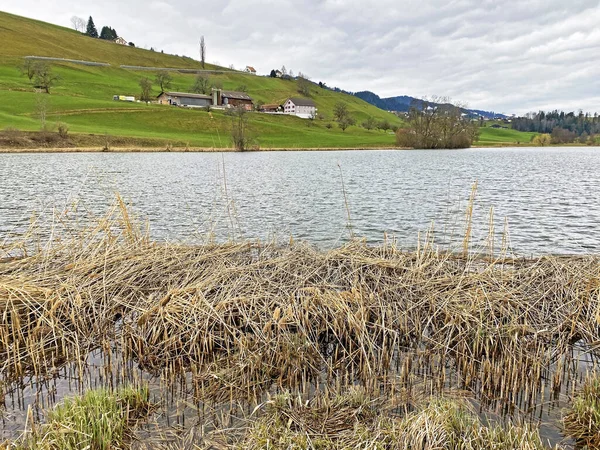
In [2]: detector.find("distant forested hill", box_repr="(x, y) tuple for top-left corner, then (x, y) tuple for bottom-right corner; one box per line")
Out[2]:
(354, 91), (506, 119)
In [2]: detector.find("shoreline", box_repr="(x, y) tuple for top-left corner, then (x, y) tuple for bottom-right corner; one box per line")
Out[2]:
(0, 146), (401, 153)
(0, 144), (595, 153)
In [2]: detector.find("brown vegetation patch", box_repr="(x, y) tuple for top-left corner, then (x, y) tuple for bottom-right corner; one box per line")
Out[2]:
(1, 198), (599, 447)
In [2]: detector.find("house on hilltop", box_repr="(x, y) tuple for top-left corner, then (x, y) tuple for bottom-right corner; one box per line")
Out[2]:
(244, 66), (257, 75)
(114, 36), (128, 45)
(284, 98), (317, 119)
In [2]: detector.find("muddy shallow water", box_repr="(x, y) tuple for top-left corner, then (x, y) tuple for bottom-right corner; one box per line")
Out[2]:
(1, 339), (596, 448)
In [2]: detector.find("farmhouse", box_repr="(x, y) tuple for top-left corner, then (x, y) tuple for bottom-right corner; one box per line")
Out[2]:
(157, 92), (212, 108)
(214, 90), (254, 110)
(244, 66), (257, 75)
(283, 98), (317, 119)
(114, 37), (128, 45)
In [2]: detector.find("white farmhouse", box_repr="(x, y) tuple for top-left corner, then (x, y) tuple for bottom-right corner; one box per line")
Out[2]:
(283, 98), (317, 119)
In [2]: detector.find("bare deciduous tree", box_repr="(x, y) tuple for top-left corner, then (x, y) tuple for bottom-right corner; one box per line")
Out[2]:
(378, 120), (391, 133)
(191, 74), (211, 94)
(18, 59), (36, 81)
(34, 89), (48, 130)
(230, 105), (252, 151)
(532, 133), (551, 146)
(297, 75), (311, 97)
(333, 102), (355, 132)
(70, 16), (86, 32)
(361, 117), (376, 130)
(395, 97), (479, 149)
(33, 62), (59, 94)
(139, 77), (153, 103)
(200, 36), (206, 69)
(155, 71), (172, 94)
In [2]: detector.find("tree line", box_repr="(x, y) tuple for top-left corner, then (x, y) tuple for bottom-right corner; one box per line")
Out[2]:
(512, 110), (600, 144)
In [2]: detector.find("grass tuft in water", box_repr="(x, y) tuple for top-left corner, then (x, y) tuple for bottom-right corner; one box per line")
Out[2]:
(239, 391), (556, 450)
(14, 386), (151, 450)
(563, 372), (600, 449)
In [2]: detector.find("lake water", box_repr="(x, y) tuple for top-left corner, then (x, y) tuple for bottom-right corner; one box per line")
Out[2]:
(1, 147), (599, 255)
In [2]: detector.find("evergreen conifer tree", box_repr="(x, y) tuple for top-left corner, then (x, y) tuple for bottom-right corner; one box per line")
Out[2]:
(100, 26), (110, 40)
(99, 26), (118, 40)
(86, 16), (98, 38)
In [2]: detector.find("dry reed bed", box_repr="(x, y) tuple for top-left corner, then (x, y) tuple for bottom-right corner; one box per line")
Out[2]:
(229, 388), (556, 450)
(1, 204), (600, 446)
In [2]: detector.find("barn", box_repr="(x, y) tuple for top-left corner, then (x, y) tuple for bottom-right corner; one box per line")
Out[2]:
(157, 92), (212, 108)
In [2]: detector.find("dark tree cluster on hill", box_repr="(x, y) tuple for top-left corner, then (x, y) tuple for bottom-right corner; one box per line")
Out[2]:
(84, 16), (120, 41)
(512, 111), (600, 143)
(396, 98), (478, 149)
(100, 26), (118, 40)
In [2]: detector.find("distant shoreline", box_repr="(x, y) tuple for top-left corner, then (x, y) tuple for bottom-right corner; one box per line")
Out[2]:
(0, 146), (399, 153)
(1, 144), (596, 153)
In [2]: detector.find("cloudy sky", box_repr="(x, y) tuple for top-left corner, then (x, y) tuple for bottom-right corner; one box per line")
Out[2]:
(3, 0), (600, 114)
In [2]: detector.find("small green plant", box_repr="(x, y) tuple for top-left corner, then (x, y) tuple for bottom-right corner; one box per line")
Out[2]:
(17, 386), (151, 450)
(564, 372), (600, 448)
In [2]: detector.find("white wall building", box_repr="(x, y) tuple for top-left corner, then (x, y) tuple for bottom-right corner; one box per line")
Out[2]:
(283, 98), (317, 119)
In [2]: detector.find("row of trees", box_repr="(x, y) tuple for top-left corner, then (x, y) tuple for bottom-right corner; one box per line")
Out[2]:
(361, 117), (397, 133)
(531, 128), (597, 146)
(138, 71), (224, 102)
(512, 110), (600, 141)
(395, 98), (479, 149)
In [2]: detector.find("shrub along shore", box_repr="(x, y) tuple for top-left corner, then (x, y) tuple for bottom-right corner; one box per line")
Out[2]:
(1, 199), (599, 448)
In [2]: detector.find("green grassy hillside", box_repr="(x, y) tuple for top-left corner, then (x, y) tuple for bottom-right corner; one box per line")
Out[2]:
(0, 11), (403, 149)
(477, 126), (536, 146)
(0, 12), (219, 69)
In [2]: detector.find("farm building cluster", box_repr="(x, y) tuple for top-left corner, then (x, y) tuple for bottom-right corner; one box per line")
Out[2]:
(157, 89), (254, 110)
(115, 89), (317, 119)
(156, 89), (317, 119)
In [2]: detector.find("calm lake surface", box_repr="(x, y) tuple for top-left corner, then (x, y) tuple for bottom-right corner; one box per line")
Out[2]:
(1, 147), (599, 255)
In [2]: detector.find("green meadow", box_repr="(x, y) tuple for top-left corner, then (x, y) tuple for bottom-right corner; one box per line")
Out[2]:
(476, 126), (536, 146)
